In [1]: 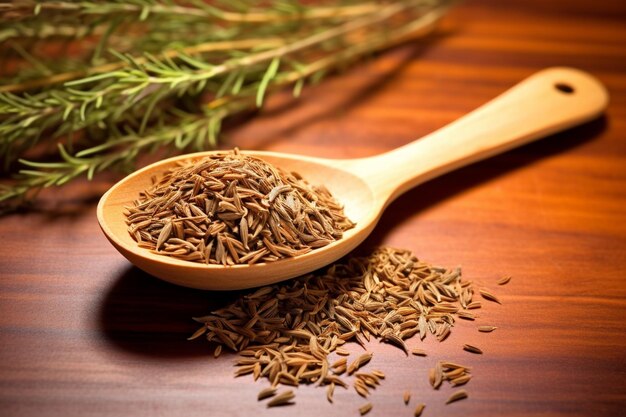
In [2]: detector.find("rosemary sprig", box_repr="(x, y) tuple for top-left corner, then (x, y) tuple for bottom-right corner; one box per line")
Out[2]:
(0, 0), (453, 207)
(1, 1), (383, 23)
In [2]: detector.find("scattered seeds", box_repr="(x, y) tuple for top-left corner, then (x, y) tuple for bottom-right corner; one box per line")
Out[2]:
(430, 360), (473, 392)
(451, 374), (472, 386)
(354, 380), (370, 398)
(457, 311), (476, 320)
(213, 344), (222, 358)
(432, 362), (443, 389)
(437, 325), (451, 342)
(348, 353), (373, 375)
(440, 361), (471, 371)
(403, 390), (411, 404)
(444, 367), (466, 380)
(463, 344), (483, 354)
(446, 389), (468, 404)
(382, 332), (409, 355)
(359, 403), (373, 415)
(329, 358), (343, 369)
(326, 383), (335, 403)
(187, 326), (206, 341)
(478, 325), (497, 333)
(267, 390), (295, 407)
(428, 367), (436, 388)
(371, 370), (385, 379)
(479, 288), (502, 304)
(414, 403), (426, 416)
(257, 387), (277, 400)
(336, 348), (350, 356)
(497, 275), (512, 285)
(189, 246), (505, 413)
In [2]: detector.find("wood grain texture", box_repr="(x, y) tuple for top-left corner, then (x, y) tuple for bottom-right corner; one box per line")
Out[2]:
(1, 1), (626, 416)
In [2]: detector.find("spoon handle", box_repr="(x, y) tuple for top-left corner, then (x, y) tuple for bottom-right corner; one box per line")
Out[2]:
(347, 67), (608, 203)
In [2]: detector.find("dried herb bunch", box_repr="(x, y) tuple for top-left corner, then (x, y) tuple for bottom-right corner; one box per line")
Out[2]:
(190, 246), (498, 406)
(0, 0), (454, 207)
(125, 149), (355, 264)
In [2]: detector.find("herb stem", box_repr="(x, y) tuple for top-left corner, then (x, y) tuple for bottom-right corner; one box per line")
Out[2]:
(0, 2), (382, 23)
(0, 38), (286, 94)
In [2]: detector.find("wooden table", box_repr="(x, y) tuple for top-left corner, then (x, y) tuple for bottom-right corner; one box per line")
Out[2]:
(1, 1), (625, 416)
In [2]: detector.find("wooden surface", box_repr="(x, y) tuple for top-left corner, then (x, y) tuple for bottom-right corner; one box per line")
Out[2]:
(1, 0), (626, 416)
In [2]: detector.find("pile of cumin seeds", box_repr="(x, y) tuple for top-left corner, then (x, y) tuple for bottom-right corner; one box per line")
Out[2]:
(124, 148), (355, 265)
(190, 246), (506, 412)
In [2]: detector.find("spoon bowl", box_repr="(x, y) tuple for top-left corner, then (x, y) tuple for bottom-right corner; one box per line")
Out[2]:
(98, 67), (608, 289)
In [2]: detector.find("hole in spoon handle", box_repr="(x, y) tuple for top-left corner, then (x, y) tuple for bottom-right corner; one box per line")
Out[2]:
(555, 82), (575, 94)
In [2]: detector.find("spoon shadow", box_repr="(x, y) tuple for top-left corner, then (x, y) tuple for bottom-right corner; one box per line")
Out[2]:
(97, 266), (245, 359)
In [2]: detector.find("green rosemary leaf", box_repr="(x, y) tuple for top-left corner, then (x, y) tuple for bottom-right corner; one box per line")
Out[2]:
(310, 69), (327, 85)
(231, 72), (246, 95)
(216, 70), (240, 98)
(11, 43), (52, 77)
(139, 88), (168, 134)
(92, 18), (123, 65)
(64, 72), (119, 86)
(208, 116), (222, 147)
(293, 78), (305, 98)
(57, 144), (88, 165)
(87, 163), (98, 181)
(177, 52), (214, 71)
(76, 139), (123, 158)
(139, 6), (151, 21)
(16, 170), (50, 178)
(18, 159), (72, 169)
(256, 57), (281, 107)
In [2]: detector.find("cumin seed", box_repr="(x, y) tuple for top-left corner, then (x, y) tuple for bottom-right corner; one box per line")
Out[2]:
(463, 344), (483, 354)
(446, 389), (468, 404)
(478, 325), (497, 332)
(359, 402), (373, 415)
(267, 390), (295, 407)
(257, 387), (277, 400)
(479, 288), (502, 304)
(348, 353), (373, 375)
(213, 345), (222, 358)
(497, 275), (512, 285)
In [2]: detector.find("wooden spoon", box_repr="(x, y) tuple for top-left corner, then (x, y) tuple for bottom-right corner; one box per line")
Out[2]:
(97, 67), (608, 290)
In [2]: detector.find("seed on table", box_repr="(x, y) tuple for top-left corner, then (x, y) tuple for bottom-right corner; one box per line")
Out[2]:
(403, 390), (411, 404)
(257, 387), (277, 400)
(359, 402), (373, 415)
(463, 344), (483, 354)
(497, 275), (512, 285)
(478, 325), (497, 332)
(479, 288), (502, 304)
(267, 390), (295, 407)
(446, 389), (468, 404)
